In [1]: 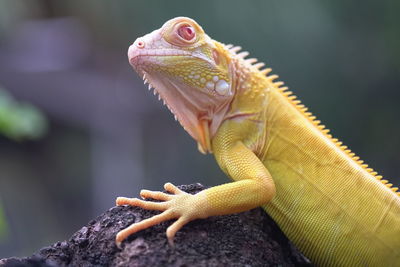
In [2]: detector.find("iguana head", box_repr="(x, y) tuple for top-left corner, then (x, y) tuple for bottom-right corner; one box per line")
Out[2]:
(128, 17), (235, 153)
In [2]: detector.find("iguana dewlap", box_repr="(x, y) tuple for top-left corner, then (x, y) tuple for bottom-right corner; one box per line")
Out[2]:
(116, 17), (400, 266)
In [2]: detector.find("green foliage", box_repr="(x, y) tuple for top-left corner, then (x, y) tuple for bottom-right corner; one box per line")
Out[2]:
(0, 88), (48, 241)
(0, 88), (48, 141)
(0, 201), (7, 241)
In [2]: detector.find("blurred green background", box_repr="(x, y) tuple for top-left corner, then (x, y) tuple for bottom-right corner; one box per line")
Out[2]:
(0, 0), (399, 258)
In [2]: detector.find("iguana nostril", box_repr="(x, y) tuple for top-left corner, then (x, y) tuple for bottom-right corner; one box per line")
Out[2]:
(135, 39), (145, 48)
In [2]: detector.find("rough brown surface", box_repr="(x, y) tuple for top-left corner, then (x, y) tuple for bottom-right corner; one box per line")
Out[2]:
(1, 184), (311, 267)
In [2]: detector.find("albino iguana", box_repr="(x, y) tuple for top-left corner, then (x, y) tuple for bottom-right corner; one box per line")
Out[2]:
(116, 17), (400, 266)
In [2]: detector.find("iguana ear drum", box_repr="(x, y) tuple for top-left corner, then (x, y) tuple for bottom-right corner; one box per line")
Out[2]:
(215, 80), (231, 96)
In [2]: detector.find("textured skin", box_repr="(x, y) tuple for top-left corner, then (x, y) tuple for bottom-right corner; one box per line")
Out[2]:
(118, 17), (400, 266)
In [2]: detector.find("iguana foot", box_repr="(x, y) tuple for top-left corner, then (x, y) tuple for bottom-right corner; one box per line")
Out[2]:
(115, 183), (208, 247)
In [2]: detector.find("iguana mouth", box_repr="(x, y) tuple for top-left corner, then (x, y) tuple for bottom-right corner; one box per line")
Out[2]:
(128, 47), (192, 66)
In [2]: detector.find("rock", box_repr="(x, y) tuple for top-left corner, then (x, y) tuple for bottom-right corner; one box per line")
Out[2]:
(0, 184), (311, 266)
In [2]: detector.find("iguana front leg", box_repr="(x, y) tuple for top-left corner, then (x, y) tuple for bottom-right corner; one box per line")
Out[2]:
(115, 128), (276, 246)
(116, 182), (208, 246)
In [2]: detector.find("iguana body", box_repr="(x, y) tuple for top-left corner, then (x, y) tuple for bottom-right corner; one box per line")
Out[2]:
(116, 17), (400, 266)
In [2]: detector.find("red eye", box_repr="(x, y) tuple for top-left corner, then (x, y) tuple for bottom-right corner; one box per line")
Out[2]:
(178, 25), (196, 41)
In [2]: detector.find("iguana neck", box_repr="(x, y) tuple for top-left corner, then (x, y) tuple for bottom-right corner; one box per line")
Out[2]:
(208, 50), (269, 149)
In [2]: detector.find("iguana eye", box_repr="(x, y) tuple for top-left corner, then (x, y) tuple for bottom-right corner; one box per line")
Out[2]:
(177, 25), (196, 41)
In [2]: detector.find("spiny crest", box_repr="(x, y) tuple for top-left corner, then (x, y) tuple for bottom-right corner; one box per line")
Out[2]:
(224, 43), (272, 75)
(228, 45), (242, 53)
(271, 75), (399, 196)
